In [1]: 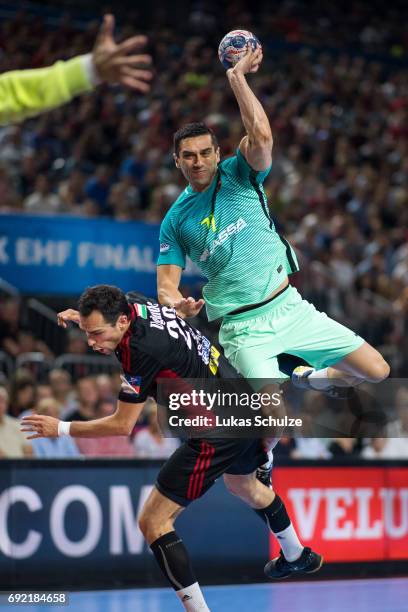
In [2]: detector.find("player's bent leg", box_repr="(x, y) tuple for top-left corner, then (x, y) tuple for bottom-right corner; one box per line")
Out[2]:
(329, 341), (390, 383)
(223, 470), (274, 508)
(223, 472), (323, 578)
(285, 296), (390, 390)
(294, 342), (390, 396)
(139, 487), (210, 612)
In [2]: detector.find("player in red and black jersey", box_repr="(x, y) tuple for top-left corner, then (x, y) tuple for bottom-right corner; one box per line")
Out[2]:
(22, 285), (322, 611)
(115, 289), (241, 405)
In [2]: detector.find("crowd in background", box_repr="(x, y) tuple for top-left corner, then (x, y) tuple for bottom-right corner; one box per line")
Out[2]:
(0, 367), (180, 459)
(0, 0), (407, 458)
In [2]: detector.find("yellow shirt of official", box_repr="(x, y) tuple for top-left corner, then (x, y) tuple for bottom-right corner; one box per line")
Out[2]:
(0, 55), (92, 125)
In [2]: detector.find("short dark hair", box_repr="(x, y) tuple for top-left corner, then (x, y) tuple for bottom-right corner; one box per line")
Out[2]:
(78, 285), (130, 325)
(173, 122), (218, 156)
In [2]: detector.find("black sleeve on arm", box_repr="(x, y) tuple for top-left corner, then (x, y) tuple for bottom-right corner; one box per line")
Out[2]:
(118, 333), (161, 404)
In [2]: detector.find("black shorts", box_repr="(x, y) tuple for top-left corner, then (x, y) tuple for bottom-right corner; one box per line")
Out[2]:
(156, 437), (268, 507)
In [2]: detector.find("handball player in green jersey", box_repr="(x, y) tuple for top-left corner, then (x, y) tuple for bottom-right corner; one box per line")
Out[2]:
(157, 44), (389, 399)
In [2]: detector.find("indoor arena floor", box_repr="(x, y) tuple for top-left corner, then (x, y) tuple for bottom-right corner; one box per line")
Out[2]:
(4, 577), (407, 612)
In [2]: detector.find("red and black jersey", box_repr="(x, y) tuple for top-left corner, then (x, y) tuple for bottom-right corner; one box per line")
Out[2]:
(115, 295), (241, 404)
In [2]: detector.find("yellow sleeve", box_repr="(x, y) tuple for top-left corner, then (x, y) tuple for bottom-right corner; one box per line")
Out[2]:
(0, 55), (94, 125)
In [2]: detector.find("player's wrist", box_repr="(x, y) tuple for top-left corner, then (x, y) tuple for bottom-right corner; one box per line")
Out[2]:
(81, 53), (102, 87)
(227, 67), (245, 80)
(58, 421), (71, 437)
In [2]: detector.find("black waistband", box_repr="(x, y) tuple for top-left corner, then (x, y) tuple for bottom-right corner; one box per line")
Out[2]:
(228, 283), (290, 316)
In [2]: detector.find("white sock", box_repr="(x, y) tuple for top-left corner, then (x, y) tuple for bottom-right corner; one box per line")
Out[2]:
(274, 523), (304, 562)
(308, 367), (331, 390)
(261, 448), (274, 469)
(176, 582), (210, 611)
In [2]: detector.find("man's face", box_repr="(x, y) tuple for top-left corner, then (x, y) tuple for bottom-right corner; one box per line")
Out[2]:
(174, 134), (220, 192)
(79, 310), (128, 355)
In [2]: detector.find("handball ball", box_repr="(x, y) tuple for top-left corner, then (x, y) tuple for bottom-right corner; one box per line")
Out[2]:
(218, 30), (261, 69)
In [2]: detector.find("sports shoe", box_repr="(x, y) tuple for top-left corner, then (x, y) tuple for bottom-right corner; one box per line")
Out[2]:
(292, 366), (353, 400)
(264, 547), (323, 579)
(291, 366), (316, 389)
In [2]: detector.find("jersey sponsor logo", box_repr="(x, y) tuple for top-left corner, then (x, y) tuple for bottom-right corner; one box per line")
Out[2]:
(200, 213), (217, 232)
(120, 374), (142, 395)
(199, 217), (247, 262)
(135, 303), (147, 319)
(160, 243), (170, 253)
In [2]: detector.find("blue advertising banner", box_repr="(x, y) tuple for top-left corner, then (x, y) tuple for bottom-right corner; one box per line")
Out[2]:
(0, 460), (266, 589)
(0, 215), (204, 295)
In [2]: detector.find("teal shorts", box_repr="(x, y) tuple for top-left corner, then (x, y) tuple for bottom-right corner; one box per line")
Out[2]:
(219, 285), (364, 380)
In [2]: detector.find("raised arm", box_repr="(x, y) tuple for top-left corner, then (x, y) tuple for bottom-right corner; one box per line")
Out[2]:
(227, 46), (273, 171)
(21, 399), (144, 439)
(157, 264), (204, 319)
(0, 14), (152, 125)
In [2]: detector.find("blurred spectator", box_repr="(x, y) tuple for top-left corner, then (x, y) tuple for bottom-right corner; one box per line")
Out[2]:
(328, 438), (359, 457)
(0, 386), (32, 457)
(387, 387), (408, 437)
(75, 398), (135, 456)
(0, 298), (22, 357)
(133, 399), (180, 459)
(16, 327), (54, 360)
(362, 437), (408, 459)
(95, 374), (115, 402)
(0, 163), (21, 211)
(37, 383), (53, 401)
(119, 142), (148, 185)
(66, 328), (88, 355)
(292, 438), (332, 459)
(9, 373), (37, 417)
(62, 376), (98, 421)
(107, 176), (141, 220)
(23, 174), (63, 213)
(0, 304), (53, 360)
(58, 168), (85, 210)
(49, 368), (74, 414)
(28, 397), (81, 458)
(84, 164), (112, 213)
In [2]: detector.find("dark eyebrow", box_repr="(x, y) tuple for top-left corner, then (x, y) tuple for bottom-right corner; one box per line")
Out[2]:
(181, 147), (213, 156)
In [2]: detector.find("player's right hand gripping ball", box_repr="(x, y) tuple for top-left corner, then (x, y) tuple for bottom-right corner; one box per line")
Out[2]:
(218, 29), (261, 69)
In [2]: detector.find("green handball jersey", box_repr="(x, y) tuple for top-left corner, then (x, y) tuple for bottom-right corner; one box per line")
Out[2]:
(158, 150), (299, 321)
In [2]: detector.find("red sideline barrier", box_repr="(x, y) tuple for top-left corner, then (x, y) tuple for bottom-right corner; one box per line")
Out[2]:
(271, 466), (408, 562)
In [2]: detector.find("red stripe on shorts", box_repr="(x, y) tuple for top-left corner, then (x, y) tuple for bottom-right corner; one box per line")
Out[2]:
(195, 442), (215, 499)
(188, 441), (215, 500)
(187, 441), (207, 500)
